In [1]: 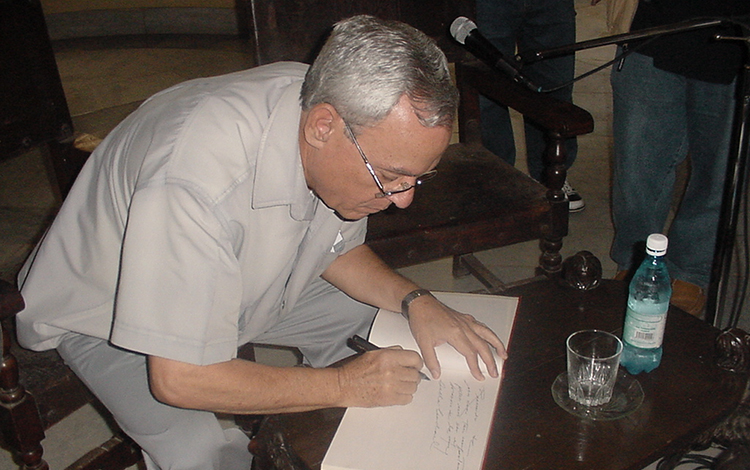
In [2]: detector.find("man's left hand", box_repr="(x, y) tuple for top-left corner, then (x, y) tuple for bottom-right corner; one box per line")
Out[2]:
(406, 294), (507, 381)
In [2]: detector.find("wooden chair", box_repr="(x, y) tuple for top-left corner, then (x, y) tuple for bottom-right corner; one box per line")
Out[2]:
(248, 0), (594, 291)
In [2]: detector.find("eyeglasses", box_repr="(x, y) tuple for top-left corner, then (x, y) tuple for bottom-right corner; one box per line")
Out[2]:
(344, 121), (437, 198)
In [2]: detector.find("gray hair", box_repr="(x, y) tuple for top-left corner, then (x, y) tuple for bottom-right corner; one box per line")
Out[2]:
(300, 15), (458, 132)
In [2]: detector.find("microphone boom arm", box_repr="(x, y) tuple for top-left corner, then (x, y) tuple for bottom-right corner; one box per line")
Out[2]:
(517, 18), (726, 63)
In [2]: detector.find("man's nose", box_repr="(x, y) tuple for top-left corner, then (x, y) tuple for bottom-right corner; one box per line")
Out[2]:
(386, 189), (415, 209)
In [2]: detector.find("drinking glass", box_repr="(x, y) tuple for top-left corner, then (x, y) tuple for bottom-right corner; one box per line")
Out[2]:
(566, 330), (623, 407)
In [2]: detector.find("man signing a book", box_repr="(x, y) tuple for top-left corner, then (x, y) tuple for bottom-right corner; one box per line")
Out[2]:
(16, 15), (506, 470)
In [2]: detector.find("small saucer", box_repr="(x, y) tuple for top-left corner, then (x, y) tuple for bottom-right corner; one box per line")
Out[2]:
(551, 369), (644, 421)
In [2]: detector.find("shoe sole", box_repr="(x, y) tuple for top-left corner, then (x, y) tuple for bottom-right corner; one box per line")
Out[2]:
(568, 202), (585, 212)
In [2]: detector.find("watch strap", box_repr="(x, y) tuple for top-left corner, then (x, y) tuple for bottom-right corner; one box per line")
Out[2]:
(401, 288), (433, 320)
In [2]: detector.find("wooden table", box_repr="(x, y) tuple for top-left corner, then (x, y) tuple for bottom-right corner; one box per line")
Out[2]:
(256, 279), (748, 470)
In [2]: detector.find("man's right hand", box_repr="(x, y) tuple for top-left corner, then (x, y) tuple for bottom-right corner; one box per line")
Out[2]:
(336, 348), (424, 407)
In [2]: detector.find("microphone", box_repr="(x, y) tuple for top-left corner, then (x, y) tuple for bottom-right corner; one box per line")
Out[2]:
(450, 17), (541, 93)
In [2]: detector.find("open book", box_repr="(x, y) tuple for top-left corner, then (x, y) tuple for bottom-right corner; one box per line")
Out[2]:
(322, 292), (518, 470)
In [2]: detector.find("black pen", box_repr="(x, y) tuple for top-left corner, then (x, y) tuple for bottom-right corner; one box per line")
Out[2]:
(347, 335), (430, 381)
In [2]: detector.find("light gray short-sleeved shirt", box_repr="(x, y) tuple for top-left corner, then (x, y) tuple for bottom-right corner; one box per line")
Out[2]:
(17, 62), (367, 365)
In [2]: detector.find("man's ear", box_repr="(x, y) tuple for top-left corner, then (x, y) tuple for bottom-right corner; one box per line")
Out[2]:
(302, 104), (338, 150)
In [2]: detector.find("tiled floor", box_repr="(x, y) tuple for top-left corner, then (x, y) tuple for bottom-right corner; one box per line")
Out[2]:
(0, 2), (734, 469)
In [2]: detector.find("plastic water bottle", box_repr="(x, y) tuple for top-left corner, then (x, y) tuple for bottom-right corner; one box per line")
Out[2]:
(620, 233), (672, 374)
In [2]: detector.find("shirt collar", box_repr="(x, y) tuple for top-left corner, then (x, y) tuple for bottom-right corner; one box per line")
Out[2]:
(252, 81), (317, 220)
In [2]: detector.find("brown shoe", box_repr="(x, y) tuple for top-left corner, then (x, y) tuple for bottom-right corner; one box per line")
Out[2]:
(613, 270), (630, 281)
(670, 279), (707, 317)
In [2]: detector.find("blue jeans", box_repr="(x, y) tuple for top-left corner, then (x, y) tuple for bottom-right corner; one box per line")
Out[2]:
(610, 51), (736, 288)
(476, 0), (577, 181)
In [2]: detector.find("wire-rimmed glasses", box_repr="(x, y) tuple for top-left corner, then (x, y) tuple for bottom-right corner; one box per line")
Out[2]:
(344, 121), (437, 198)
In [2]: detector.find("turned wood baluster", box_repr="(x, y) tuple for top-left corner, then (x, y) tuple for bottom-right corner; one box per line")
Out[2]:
(539, 132), (568, 277)
(0, 282), (48, 470)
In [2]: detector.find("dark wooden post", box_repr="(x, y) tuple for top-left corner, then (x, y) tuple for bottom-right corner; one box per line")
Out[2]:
(539, 132), (569, 276)
(0, 281), (48, 470)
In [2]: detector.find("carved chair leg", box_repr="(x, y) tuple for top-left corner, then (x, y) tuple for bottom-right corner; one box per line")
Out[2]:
(539, 236), (564, 277)
(539, 133), (569, 277)
(0, 321), (48, 470)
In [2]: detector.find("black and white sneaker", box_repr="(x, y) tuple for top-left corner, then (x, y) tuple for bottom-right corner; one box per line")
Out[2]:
(562, 179), (585, 212)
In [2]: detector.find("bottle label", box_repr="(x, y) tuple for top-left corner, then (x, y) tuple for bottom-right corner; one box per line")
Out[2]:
(623, 306), (668, 349)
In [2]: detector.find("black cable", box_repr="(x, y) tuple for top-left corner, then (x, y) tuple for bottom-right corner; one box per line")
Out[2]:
(727, 150), (750, 329)
(734, 160), (750, 327)
(727, 184), (745, 328)
(538, 36), (660, 94)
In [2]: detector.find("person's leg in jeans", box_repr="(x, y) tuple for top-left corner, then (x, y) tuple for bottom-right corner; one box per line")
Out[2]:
(610, 51), (689, 271)
(667, 77), (735, 289)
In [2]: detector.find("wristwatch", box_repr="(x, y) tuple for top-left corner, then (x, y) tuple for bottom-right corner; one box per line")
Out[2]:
(401, 288), (433, 320)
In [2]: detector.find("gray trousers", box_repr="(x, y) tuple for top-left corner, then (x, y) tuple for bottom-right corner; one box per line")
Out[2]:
(57, 278), (376, 470)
